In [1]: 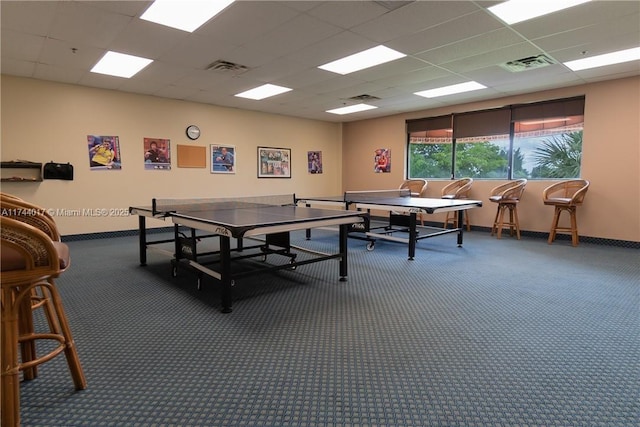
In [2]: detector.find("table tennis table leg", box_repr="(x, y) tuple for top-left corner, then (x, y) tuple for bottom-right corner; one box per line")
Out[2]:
(408, 213), (417, 261)
(219, 235), (233, 313)
(456, 210), (464, 247)
(138, 215), (147, 266)
(339, 223), (348, 281)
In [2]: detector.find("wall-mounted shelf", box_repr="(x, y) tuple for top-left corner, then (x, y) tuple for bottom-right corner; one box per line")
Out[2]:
(1, 161), (43, 182)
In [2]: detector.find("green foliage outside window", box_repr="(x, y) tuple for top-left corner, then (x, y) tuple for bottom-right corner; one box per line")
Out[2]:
(409, 130), (583, 180)
(531, 131), (582, 178)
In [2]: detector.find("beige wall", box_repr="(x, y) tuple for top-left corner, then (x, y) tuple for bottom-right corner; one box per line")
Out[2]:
(2, 75), (638, 242)
(1, 75), (343, 236)
(342, 76), (640, 243)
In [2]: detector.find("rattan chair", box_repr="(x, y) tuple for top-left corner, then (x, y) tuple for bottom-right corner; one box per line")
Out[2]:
(399, 179), (428, 224)
(1, 217), (86, 427)
(441, 178), (473, 231)
(400, 179), (428, 197)
(489, 179), (527, 239)
(1, 194), (63, 380)
(543, 179), (590, 246)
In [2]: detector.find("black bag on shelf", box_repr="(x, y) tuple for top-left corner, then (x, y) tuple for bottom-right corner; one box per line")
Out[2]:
(43, 162), (74, 180)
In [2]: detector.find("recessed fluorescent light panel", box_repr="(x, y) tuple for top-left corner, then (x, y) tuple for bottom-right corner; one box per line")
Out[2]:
(488, 0), (591, 25)
(564, 46), (640, 71)
(234, 84), (292, 100)
(90, 51), (153, 78)
(326, 104), (378, 115)
(318, 45), (406, 75)
(414, 81), (487, 98)
(141, 0), (235, 32)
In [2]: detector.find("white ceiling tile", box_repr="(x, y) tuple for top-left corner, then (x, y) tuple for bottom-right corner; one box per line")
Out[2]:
(239, 14), (343, 60)
(48, 1), (132, 48)
(109, 18), (190, 59)
(34, 63), (86, 85)
(158, 34), (238, 70)
(0, 58), (36, 77)
(352, 1), (481, 42)
(305, 1), (389, 29)
(1, 30), (45, 62)
(0, 1), (58, 36)
(195, 2), (299, 45)
(38, 37), (104, 70)
(387, 10), (505, 56)
(285, 31), (377, 67)
(416, 28), (526, 66)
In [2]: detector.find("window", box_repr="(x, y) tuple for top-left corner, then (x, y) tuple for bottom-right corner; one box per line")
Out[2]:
(512, 98), (585, 179)
(407, 97), (585, 180)
(407, 115), (452, 179)
(452, 108), (511, 179)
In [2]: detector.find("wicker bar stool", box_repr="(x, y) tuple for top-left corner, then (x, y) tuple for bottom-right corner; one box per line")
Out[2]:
(489, 179), (527, 239)
(543, 179), (590, 246)
(441, 178), (473, 231)
(1, 217), (86, 427)
(1, 194), (63, 381)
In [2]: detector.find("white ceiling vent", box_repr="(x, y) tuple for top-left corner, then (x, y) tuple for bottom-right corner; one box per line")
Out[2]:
(500, 54), (556, 72)
(206, 60), (249, 75)
(348, 94), (381, 102)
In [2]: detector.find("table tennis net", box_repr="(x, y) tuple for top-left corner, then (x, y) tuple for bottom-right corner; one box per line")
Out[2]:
(344, 189), (411, 202)
(152, 194), (295, 215)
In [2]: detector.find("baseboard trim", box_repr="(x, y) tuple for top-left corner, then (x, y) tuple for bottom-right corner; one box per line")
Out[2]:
(62, 223), (639, 249)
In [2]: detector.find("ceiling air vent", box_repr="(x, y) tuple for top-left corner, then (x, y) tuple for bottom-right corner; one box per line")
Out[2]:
(348, 94), (381, 102)
(500, 54), (556, 72)
(206, 60), (249, 75)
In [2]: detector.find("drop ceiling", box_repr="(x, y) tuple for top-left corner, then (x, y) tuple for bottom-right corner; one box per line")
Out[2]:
(1, 1), (639, 122)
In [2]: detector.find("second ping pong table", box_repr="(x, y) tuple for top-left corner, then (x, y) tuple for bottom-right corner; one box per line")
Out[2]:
(129, 194), (367, 313)
(297, 189), (483, 260)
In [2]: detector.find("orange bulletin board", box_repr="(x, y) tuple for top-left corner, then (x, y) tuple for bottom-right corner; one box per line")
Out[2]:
(177, 144), (206, 168)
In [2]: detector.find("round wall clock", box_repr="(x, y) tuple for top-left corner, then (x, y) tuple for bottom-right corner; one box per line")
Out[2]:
(186, 125), (201, 140)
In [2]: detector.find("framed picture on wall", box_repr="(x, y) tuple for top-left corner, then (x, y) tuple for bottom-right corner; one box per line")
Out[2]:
(87, 135), (122, 170)
(211, 144), (235, 174)
(143, 137), (171, 170)
(258, 147), (291, 178)
(307, 151), (323, 174)
(374, 148), (391, 173)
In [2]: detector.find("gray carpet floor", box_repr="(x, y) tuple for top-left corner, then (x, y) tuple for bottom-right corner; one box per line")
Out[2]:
(17, 227), (639, 426)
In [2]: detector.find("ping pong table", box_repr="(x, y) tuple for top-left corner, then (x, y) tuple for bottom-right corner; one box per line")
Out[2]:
(297, 189), (483, 260)
(129, 195), (366, 313)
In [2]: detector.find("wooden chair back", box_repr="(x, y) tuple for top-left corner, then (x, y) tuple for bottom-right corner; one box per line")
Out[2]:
(490, 179), (527, 202)
(400, 179), (428, 197)
(0, 196), (60, 241)
(441, 178), (473, 198)
(543, 179), (590, 206)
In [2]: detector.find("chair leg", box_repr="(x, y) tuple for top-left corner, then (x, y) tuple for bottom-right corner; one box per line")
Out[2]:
(496, 205), (506, 239)
(465, 210), (471, 231)
(512, 205), (521, 240)
(491, 205), (500, 236)
(46, 281), (87, 390)
(2, 287), (21, 427)
(570, 207), (579, 246)
(18, 297), (38, 381)
(548, 207), (562, 244)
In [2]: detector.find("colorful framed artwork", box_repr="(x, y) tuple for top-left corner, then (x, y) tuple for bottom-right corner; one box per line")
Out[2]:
(144, 138), (171, 170)
(374, 148), (391, 173)
(211, 145), (235, 174)
(258, 147), (291, 178)
(87, 135), (122, 170)
(307, 151), (323, 174)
